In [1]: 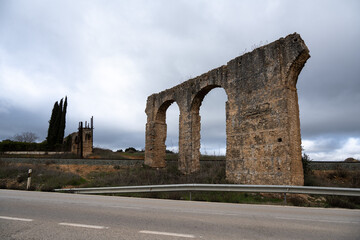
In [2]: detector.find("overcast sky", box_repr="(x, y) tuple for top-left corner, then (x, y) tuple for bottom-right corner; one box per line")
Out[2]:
(1, 0), (359, 161)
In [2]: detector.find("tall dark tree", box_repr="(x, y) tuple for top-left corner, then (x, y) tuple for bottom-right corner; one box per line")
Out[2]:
(58, 96), (67, 144)
(47, 101), (59, 147)
(46, 97), (68, 149)
(54, 98), (63, 143)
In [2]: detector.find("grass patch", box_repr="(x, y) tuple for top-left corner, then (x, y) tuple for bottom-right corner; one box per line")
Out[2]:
(302, 165), (360, 208)
(0, 160), (87, 191)
(85, 161), (226, 188)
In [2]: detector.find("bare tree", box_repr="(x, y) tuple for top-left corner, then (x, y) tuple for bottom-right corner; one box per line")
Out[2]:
(12, 132), (39, 143)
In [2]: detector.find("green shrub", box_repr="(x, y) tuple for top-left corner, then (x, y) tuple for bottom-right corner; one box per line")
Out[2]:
(302, 153), (312, 176)
(65, 177), (87, 186)
(326, 196), (358, 209)
(125, 147), (138, 153)
(113, 165), (121, 170)
(0, 140), (48, 152)
(35, 173), (86, 191)
(350, 172), (360, 187)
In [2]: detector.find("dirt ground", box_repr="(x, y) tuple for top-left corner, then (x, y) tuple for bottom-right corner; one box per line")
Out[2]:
(53, 164), (118, 179)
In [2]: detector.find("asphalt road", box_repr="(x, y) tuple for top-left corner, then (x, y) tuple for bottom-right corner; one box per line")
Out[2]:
(0, 189), (359, 239)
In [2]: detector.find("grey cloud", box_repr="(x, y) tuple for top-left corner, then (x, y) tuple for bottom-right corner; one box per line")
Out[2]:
(305, 137), (344, 153)
(94, 128), (145, 151)
(0, 106), (49, 140)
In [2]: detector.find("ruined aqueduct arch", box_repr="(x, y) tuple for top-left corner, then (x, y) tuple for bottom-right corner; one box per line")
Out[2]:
(145, 33), (310, 185)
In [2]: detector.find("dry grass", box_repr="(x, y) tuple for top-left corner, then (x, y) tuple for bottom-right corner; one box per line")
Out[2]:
(1, 158), (359, 208)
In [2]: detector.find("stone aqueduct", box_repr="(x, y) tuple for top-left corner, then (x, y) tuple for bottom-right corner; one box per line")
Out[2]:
(145, 33), (310, 185)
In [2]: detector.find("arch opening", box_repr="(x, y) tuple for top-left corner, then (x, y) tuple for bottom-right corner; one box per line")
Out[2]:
(187, 85), (229, 173)
(164, 101), (180, 154)
(155, 100), (175, 123)
(190, 85), (222, 114)
(199, 87), (227, 157)
(146, 99), (180, 168)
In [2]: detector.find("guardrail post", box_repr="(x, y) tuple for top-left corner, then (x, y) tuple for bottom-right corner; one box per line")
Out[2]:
(26, 169), (32, 190)
(189, 191), (192, 201)
(283, 192), (287, 205)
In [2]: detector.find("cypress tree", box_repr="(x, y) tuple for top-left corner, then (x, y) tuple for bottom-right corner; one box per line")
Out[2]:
(46, 97), (68, 149)
(47, 101), (59, 147)
(54, 98), (63, 144)
(58, 96), (67, 144)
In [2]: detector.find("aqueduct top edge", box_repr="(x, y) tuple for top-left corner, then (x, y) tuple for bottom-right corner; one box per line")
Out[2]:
(146, 32), (309, 121)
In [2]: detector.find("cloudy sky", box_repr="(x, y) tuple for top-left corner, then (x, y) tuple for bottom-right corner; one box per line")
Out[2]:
(0, 0), (359, 161)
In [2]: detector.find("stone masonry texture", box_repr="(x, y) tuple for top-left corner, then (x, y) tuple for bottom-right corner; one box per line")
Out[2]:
(70, 128), (93, 158)
(144, 33), (310, 185)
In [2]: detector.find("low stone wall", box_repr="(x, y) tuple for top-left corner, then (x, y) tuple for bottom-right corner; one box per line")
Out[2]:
(4, 151), (66, 155)
(0, 157), (143, 166)
(0, 157), (224, 167)
(309, 161), (360, 171)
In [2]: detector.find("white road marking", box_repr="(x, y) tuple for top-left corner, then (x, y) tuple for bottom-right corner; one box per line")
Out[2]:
(275, 216), (360, 224)
(0, 216), (33, 222)
(139, 230), (195, 238)
(111, 205), (143, 210)
(58, 222), (109, 229)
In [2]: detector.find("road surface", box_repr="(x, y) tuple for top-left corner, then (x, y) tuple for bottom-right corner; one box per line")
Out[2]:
(0, 189), (359, 239)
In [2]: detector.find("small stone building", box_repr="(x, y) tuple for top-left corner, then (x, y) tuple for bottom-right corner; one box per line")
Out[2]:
(70, 117), (94, 158)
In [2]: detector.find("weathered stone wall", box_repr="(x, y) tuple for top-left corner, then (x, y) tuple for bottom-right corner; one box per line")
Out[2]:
(82, 128), (93, 157)
(70, 119), (94, 158)
(145, 33), (310, 185)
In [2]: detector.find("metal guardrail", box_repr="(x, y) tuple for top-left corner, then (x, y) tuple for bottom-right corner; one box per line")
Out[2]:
(55, 184), (360, 197)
